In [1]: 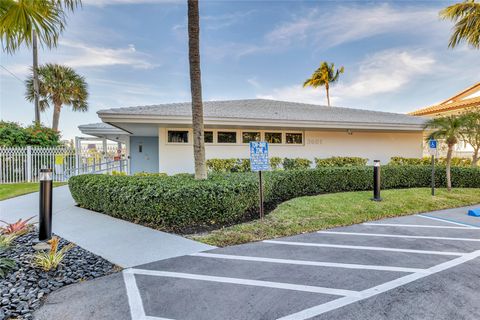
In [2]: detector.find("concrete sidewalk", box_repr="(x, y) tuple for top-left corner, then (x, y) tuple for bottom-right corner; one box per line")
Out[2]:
(0, 186), (214, 267)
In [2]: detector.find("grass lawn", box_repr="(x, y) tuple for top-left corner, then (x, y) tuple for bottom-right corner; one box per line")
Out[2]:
(192, 188), (480, 247)
(0, 182), (67, 201)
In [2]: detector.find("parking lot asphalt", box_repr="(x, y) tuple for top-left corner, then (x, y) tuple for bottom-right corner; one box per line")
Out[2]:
(35, 205), (480, 320)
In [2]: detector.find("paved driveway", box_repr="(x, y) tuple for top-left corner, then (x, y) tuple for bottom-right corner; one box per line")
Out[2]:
(36, 205), (480, 320)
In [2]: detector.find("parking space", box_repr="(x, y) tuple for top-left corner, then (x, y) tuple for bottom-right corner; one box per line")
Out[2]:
(123, 208), (480, 320)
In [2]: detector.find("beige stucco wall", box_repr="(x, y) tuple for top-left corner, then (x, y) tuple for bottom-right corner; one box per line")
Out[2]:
(158, 127), (423, 174)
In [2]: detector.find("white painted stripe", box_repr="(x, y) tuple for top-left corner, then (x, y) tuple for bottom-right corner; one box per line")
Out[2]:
(129, 268), (360, 297)
(318, 231), (480, 242)
(263, 240), (463, 256)
(417, 214), (477, 228)
(123, 270), (175, 320)
(190, 252), (428, 274)
(363, 222), (479, 230)
(277, 249), (480, 320)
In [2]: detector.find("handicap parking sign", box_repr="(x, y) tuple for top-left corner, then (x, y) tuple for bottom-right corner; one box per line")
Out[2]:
(428, 139), (437, 156)
(250, 141), (270, 172)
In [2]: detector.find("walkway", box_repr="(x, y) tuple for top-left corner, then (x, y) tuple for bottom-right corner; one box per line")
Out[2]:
(34, 204), (480, 320)
(0, 186), (214, 268)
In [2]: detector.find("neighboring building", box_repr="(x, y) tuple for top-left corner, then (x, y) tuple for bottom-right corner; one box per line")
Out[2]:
(410, 82), (480, 157)
(80, 99), (426, 175)
(409, 82), (480, 117)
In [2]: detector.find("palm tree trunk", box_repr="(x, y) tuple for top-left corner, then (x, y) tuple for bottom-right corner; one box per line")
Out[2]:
(52, 101), (62, 132)
(446, 144), (453, 191)
(472, 148), (479, 167)
(187, 0), (207, 180)
(325, 83), (330, 107)
(32, 30), (41, 125)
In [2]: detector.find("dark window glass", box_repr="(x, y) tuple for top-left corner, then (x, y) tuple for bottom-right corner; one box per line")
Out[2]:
(218, 131), (237, 143)
(265, 132), (282, 144)
(168, 130), (189, 143)
(204, 131), (213, 143)
(286, 132), (303, 144)
(242, 132), (260, 143)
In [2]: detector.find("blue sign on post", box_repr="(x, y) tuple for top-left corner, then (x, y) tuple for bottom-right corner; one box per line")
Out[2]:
(250, 141), (270, 172)
(429, 139), (437, 149)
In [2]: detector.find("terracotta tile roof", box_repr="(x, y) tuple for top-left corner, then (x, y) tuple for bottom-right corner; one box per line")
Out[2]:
(409, 95), (480, 116)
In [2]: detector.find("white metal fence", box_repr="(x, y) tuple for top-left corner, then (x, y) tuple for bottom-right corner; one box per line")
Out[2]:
(0, 146), (128, 183)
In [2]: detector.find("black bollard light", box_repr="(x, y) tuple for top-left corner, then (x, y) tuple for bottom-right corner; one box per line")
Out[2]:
(372, 160), (382, 201)
(39, 168), (53, 241)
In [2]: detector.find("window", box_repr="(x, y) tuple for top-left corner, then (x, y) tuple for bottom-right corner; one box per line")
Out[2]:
(265, 132), (282, 144)
(204, 131), (213, 143)
(168, 130), (189, 143)
(286, 132), (303, 144)
(242, 132), (260, 143)
(217, 131), (237, 143)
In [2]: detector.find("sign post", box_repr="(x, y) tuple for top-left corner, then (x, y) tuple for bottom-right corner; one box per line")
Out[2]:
(250, 141), (270, 219)
(428, 139), (437, 196)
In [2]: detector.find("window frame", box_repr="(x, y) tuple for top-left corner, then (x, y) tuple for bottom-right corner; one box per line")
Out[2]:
(241, 131), (261, 144)
(264, 131), (283, 144)
(285, 131), (304, 145)
(217, 130), (238, 144)
(166, 129), (190, 144)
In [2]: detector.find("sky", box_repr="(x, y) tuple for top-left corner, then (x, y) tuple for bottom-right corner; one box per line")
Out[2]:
(1, 0), (479, 140)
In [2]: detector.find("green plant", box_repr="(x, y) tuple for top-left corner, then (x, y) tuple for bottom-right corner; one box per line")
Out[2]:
(315, 157), (368, 167)
(0, 256), (16, 278)
(68, 166), (480, 233)
(270, 157), (282, 170)
(0, 234), (17, 248)
(110, 170), (127, 176)
(440, 0), (480, 49)
(0, 216), (34, 236)
(25, 63), (89, 131)
(282, 158), (312, 170)
(133, 172), (168, 177)
(0, 121), (60, 147)
(303, 61), (344, 106)
(389, 156), (472, 167)
(33, 236), (74, 271)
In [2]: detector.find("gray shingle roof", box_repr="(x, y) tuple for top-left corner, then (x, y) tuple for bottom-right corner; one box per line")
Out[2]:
(98, 99), (426, 126)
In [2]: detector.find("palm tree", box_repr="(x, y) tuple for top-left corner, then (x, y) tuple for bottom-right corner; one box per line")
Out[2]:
(25, 63), (88, 131)
(303, 62), (344, 107)
(440, 0), (480, 49)
(187, 0), (207, 180)
(460, 111), (480, 166)
(0, 0), (81, 124)
(425, 116), (467, 191)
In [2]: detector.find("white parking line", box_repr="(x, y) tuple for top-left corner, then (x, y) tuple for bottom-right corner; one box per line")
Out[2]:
(363, 222), (479, 229)
(318, 231), (480, 242)
(123, 270), (175, 320)
(417, 214), (477, 228)
(129, 268), (361, 297)
(263, 240), (464, 256)
(277, 249), (480, 320)
(190, 252), (428, 274)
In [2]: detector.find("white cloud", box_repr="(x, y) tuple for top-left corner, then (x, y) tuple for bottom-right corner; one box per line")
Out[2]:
(258, 49), (436, 106)
(266, 4), (442, 49)
(56, 40), (157, 69)
(82, 0), (180, 7)
(247, 76), (261, 89)
(203, 10), (256, 30)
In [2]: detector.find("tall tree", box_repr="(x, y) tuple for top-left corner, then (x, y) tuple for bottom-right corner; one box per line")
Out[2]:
(425, 116), (467, 191)
(440, 0), (480, 49)
(461, 111), (480, 166)
(25, 63), (88, 131)
(303, 61), (344, 107)
(0, 0), (81, 124)
(187, 0), (207, 180)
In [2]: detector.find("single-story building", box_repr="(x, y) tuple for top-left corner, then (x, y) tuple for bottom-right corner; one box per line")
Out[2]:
(79, 99), (427, 175)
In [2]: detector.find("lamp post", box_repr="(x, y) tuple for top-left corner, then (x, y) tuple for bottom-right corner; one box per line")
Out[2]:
(372, 160), (382, 201)
(39, 168), (53, 241)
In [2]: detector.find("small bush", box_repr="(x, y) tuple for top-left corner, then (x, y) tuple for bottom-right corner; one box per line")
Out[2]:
(389, 156), (472, 167)
(33, 237), (74, 271)
(315, 157), (368, 167)
(0, 121), (60, 147)
(282, 158), (312, 170)
(69, 166), (480, 233)
(270, 157), (282, 170)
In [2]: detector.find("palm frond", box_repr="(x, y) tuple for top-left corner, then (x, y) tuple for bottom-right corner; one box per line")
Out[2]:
(440, 0), (480, 48)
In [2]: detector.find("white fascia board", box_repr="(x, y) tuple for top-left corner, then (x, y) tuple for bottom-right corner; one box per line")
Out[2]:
(99, 114), (425, 131)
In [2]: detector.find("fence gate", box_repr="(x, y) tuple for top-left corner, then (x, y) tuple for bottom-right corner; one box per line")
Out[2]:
(0, 145), (127, 184)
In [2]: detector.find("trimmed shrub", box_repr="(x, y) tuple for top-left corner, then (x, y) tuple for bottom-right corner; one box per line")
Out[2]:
(270, 157), (282, 170)
(315, 157), (368, 167)
(282, 158), (312, 170)
(389, 156), (472, 167)
(69, 166), (480, 233)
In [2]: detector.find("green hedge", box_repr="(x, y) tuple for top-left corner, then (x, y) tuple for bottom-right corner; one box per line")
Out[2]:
(389, 156), (472, 167)
(69, 166), (480, 233)
(315, 157), (368, 167)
